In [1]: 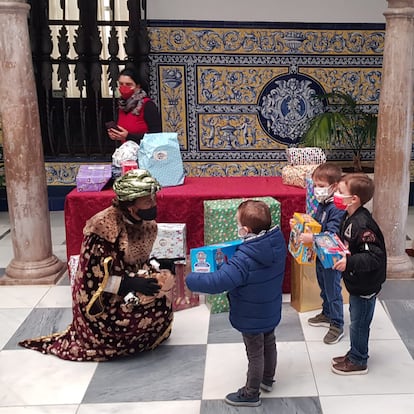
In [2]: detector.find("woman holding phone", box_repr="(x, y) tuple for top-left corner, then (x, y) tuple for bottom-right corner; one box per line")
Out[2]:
(107, 68), (162, 144)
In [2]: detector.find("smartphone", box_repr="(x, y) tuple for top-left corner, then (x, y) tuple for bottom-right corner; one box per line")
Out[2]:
(105, 121), (121, 131)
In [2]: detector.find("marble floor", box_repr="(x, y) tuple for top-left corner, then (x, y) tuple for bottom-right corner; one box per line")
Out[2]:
(1, 209), (414, 414)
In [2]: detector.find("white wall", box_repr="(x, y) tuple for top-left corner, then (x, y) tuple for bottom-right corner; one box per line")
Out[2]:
(147, 0), (387, 23)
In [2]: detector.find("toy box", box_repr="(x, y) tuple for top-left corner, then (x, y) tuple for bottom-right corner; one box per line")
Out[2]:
(288, 212), (321, 264)
(76, 164), (112, 192)
(190, 239), (242, 313)
(314, 232), (350, 269)
(204, 197), (281, 245)
(150, 223), (186, 259)
(190, 239), (242, 273)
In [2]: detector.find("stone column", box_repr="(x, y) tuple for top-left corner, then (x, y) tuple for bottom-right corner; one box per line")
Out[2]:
(373, 0), (414, 278)
(0, 0), (65, 284)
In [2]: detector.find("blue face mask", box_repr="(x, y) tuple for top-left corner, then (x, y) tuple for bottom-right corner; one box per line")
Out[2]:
(136, 206), (157, 221)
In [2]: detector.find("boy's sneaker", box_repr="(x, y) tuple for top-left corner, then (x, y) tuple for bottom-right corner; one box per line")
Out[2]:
(308, 312), (331, 327)
(260, 379), (275, 392)
(323, 325), (344, 344)
(331, 353), (349, 365)
(331, 357), (368, 375)
(224, 388), (261, 407)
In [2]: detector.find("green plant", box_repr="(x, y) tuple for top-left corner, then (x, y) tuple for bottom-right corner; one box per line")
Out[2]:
(302, 92), (377, 172)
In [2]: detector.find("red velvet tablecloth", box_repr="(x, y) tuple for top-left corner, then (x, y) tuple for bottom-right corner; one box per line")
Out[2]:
(64, 176), (306, 292)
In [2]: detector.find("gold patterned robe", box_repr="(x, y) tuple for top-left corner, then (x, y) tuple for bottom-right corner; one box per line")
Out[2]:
(19, 206), (174, 361)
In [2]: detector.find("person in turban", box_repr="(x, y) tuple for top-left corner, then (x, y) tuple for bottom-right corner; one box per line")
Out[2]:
(19, 169), (175, 361)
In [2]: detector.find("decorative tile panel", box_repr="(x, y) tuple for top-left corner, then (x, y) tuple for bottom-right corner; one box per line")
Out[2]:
(148, 23), (387, 176)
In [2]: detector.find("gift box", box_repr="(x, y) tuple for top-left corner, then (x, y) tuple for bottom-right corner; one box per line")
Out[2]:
(285, 147), (326, 166)
(288, 212), (321, 264)
(305, 176), (319, 217)
(121, 160), (138, 175)
(314, 232), (350, 269)
(172, 259), (199, 312)
(76, 164), (112, 192)
(190, 239), (242, 273)
(206, 293), (229, 313)
(204, 197), (281, 245)
(150, 223), (187, 259)
(68, 254), (80, 288)
(190, 239), (242, 313)
(281, 164), (320, 188)
(290, 261), (349, 312)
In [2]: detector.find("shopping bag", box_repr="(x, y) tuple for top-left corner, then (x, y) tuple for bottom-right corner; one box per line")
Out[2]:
(138, 132), (185, 187)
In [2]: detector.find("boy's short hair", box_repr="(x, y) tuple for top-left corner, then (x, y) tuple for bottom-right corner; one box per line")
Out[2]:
(237, 200), (271, 234)
(340, 173), (374, 206)
(312, 162), (342, 184)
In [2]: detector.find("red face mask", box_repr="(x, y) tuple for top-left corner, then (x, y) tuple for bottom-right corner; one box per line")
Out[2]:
(333, 193), (352, 210)
(119, 85), (135, 100)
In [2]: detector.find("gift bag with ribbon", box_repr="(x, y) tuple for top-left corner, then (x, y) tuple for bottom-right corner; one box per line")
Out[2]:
(138, 132), (185, 187)
(172, 260), (199, 311)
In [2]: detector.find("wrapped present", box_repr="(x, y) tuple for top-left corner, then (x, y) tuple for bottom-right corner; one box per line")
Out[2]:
(314, 232), (350, 269)
(172, 260), (199, 311)
(121, 160), (138, 175)
(76, 164), (112, 192)
(68, 254), (80, 288)
(150, 223), (187, 259)
(290, 261), (349, 312)
(305, 175), (319, 217)
(190, 239), (242, 313)
(285, 147), (326, 166)
(282, 164), (319, 188)
(204, 197), (281, 245)
(138, 132), (185, 187)
(288, 212), (321, 264)
(112, 140), (139, 167)
(206, 293), (229, 313)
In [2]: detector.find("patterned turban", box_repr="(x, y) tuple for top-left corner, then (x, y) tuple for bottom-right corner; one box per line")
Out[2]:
(113, 169), (161, 202)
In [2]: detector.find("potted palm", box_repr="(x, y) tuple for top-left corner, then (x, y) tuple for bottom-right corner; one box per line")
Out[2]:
(302, 92), (377, 172)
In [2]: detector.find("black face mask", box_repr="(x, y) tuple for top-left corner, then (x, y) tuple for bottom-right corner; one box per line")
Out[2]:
(136, 206), (157, 221)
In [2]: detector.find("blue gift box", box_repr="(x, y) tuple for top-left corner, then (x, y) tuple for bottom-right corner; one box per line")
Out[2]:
(190, 239), (242, 273)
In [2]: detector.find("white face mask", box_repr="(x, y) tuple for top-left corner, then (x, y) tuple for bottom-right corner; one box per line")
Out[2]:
(314, 186), (331, 203)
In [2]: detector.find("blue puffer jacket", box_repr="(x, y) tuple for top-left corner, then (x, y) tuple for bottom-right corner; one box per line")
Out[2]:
(186, 226), (286, 334)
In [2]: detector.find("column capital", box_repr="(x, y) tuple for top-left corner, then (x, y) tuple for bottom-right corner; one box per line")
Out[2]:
(387, 0), (414, 7)
(0, 1), (30, 14)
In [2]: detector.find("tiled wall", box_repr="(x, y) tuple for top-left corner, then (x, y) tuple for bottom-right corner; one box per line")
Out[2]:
(149, 21), (385, 177)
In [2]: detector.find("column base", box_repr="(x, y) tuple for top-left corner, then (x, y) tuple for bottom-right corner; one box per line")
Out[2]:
(386, 254), (414, 279)
(0, 255), (66, 285)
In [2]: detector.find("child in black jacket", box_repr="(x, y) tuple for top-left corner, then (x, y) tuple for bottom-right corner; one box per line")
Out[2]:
(332, 173), (386, 375)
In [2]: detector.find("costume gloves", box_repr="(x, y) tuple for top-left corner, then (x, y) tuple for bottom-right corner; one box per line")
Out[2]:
(119, 276), (160, 296)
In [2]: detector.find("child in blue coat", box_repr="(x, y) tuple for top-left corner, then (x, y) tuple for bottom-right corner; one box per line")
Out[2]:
(186, 199), (287, 407)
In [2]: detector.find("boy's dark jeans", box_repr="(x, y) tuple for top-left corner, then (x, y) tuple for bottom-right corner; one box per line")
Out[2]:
(349, 293), (377, 366)
(316, 260), (344, 328)
(242, 330), (277, 397)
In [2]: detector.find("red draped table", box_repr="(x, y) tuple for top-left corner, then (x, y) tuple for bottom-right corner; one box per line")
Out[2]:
(64, 176), (306, 292)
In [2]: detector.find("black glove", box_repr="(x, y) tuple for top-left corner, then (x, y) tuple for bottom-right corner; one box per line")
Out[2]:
(119, 276), (160, 296)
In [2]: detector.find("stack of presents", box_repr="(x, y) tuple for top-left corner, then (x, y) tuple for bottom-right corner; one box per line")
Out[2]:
(72, 145), (350, 315)
(283, 147), (349, 312)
